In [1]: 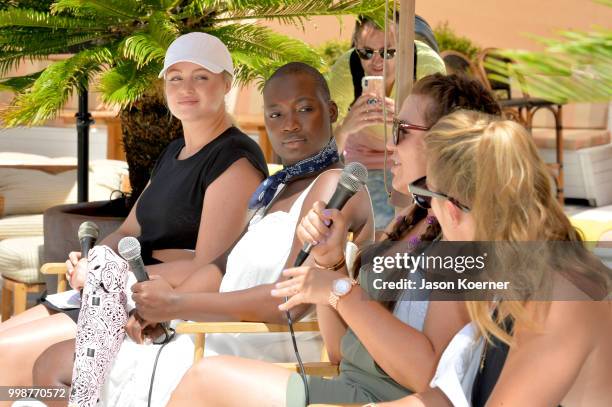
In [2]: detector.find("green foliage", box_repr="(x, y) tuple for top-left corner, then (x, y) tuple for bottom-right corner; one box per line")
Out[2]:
(433, 21), (480, 60)
(0, 69), (42, 92)
(486, 1), (611, 104)
(315, 39), (350, 73)
(0, 0), (387, 126)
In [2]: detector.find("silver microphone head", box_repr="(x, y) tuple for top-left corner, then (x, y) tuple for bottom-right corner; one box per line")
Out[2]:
(339, 162), (368, 192)
(118, 236), (141, 261)
(78, 221), (99, 241)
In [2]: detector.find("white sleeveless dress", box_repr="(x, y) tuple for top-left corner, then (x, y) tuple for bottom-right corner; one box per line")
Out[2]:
(99, 176), (325, 407)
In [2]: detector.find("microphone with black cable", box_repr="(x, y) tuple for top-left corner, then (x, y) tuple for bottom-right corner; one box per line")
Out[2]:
(118, 236), (175, 407)
(78, 221), (100, 260)
(118, 236), (173, 339)
(70, 221), (99, 288)
(293, 161), (368, 267)
(286, 162), (368, 405)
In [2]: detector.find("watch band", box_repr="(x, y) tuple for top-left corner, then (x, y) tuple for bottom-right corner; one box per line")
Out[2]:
(328, 278), (358, 310)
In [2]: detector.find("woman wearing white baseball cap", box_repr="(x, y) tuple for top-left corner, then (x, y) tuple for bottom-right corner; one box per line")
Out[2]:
(15, 32), (268, 404)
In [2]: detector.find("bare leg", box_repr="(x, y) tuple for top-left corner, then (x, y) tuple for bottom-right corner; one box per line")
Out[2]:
(0, 304), (53, 333)
(167, 355), (292, 407)
(0, 312), (76, 406)
(377, 388), (452, 407)
(33, 339), (74, 407)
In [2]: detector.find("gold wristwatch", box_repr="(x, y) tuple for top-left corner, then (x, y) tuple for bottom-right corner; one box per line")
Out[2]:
(328, 277), (357, 310)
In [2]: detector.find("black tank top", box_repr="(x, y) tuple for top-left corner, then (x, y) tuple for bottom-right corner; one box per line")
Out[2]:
(471, 318), (562, 407)
(135, 126), (267, 263)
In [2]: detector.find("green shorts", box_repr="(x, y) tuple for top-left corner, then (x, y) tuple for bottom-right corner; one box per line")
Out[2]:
(286, 373), (377, 407)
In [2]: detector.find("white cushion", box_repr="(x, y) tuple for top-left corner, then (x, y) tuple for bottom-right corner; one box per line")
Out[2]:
(0, 236), (45, 283)
(0, 214), (43, 240)
(0, 161), (128, 217)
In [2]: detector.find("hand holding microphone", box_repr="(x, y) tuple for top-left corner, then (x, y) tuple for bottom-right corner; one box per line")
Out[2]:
(118, 236), (174, 342)
(293, 162), (368, 268)
(296, 202), (348, 269)
(66, 221), (99, 290)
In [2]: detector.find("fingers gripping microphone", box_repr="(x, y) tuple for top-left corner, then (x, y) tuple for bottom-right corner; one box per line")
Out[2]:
(118, 236), (174, 361)
(78, 221), (99, 260)
(118, 236), (150, 282)
(293, 162), (368, 267)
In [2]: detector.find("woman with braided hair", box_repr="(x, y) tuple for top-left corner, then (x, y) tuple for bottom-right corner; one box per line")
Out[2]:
(167, 73), (503, 407)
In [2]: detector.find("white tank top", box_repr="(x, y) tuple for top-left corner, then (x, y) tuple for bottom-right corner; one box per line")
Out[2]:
(220, 175), (320, 292)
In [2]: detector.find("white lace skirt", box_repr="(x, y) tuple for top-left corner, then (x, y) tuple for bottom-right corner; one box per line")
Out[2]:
(99, 323), (322, 407)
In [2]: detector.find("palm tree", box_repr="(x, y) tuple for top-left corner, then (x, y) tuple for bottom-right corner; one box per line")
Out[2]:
(486, 0), (611, 104)
(0, 0), (387, 202)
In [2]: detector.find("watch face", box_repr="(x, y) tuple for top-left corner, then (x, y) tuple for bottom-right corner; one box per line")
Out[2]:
(333, 278), (351, 296)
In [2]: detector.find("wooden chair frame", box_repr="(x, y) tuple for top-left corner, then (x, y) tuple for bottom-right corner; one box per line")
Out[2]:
(175, 320), (339, 377)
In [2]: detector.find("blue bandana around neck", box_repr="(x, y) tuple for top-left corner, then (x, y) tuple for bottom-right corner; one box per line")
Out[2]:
(248, 138), (339, 210)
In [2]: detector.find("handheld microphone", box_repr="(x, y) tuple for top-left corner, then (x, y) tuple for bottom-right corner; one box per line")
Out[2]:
(118, 237), (149, 282)
(293, 162), (368, 267)
(118, 236), (174, 350)
(78, 221), (99, 260)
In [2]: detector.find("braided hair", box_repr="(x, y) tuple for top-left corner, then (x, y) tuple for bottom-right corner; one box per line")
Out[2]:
(377, 73), (501, 310)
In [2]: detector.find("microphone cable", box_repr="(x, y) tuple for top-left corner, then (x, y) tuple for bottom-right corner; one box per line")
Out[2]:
(285, 307), (310, 405)
(147, 325), (176, 407)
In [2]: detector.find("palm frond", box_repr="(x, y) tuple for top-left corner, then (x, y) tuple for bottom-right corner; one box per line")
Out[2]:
(0, 69), (42, 93)
(121, 33), (167, 69)
(147, 10), (180, 49)
(488, 28), (612, 103)
(217, 0), (386, 27)
(206, 23), (323, 85)
(51, 0), (143, 20)
(0, 47), (112, 126)
(0, 8), (104, 29)
(97, 60), (161, 108)
(141, 0), (182, 10)
(0, 29), (112, 76)
(0, 28), (102, 48)
(0, 1), (55, 12)
(120, 11), (178, 68)
(181, 0), (386, 29)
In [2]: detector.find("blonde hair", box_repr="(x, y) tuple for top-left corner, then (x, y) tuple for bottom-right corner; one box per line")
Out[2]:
(424, 110), (609, 344)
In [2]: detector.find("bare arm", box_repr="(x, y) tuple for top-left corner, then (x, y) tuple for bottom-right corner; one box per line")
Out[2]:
(338, 296), (468, 392)
(145, 157), (264, 287)
(486, 300), (606, 407)
(333, 94), (394, 152)
(377, 388), (453, 407)
(150, 170), (374, 323)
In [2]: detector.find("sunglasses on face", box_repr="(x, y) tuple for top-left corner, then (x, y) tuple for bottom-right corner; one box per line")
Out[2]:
(356, 47), (397, 60)
(392, 119), (430, 145)
(408, 176), (471, 212)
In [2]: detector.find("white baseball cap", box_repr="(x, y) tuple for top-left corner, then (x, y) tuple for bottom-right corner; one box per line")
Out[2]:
(158, 32), (233, 78)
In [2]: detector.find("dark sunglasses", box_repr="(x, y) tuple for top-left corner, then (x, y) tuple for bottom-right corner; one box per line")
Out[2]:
(392, 119), (430, 145)
(356, 47), (397, 60)
(408, 176), (471, 212)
